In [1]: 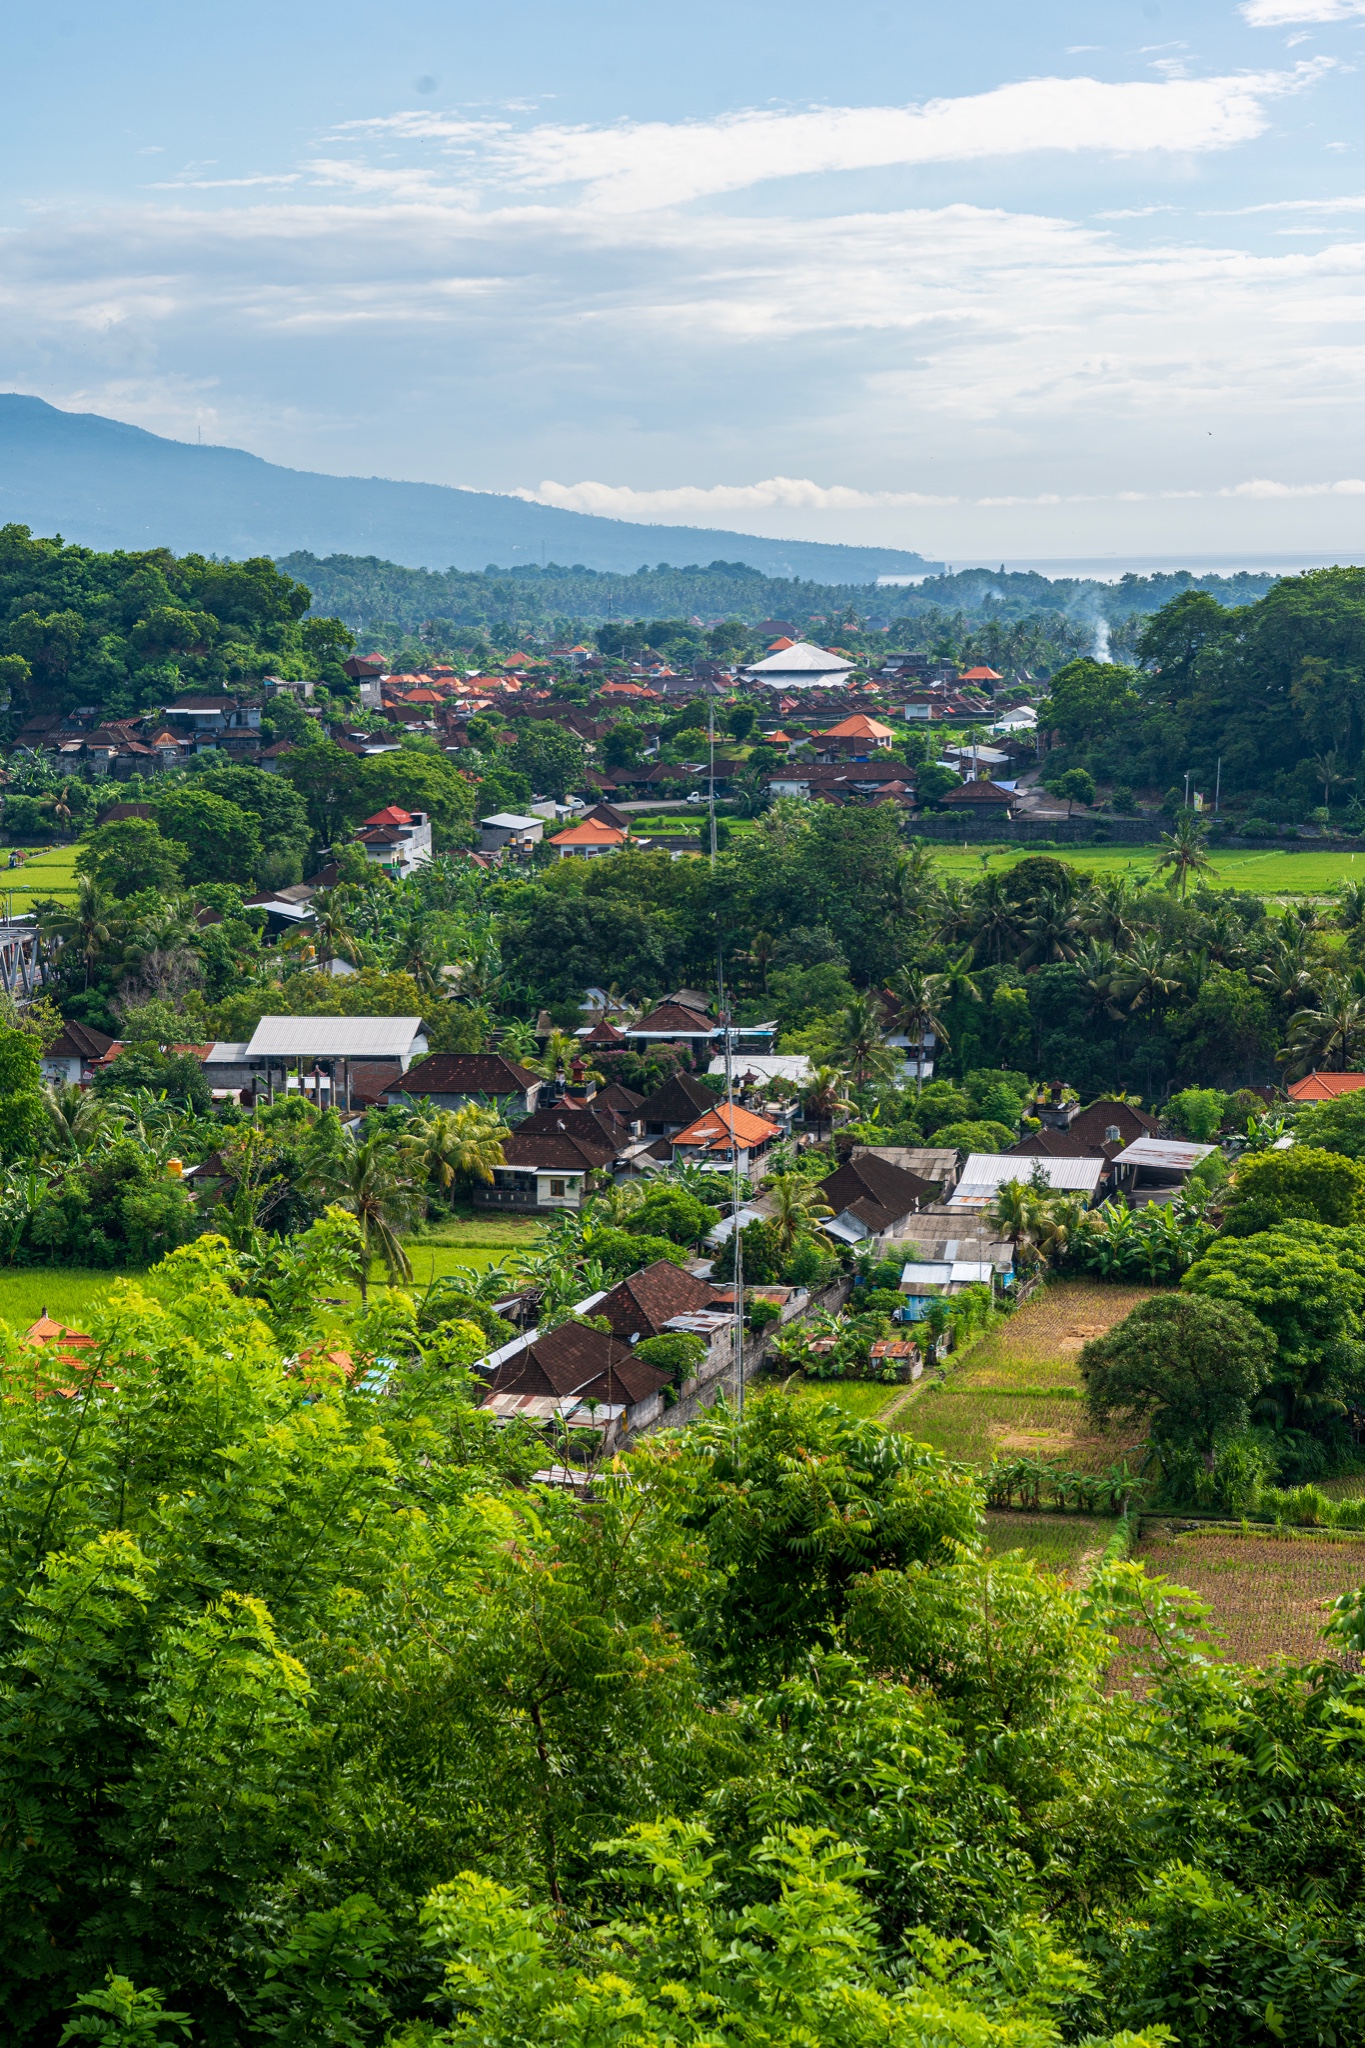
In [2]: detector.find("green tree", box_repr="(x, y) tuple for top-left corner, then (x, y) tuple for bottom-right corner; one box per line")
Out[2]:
(409, 1104), (508, 1205)
(1166, 1087), (1227, 1143)
(77, 819), (188, 900)
(1184, 1222), (1365, 1431)
(1220, 1146), (1365, 1236)
(1295, 1090), (1365, 1158)
(1080, 1294), (1275, 1473)
(635, 1389), (978, 1683)
(1037, 657), (1141, 744)
(0, 1021), (47, 1158)
(510, 722), (587, 801)
(154, 786), (262, 886)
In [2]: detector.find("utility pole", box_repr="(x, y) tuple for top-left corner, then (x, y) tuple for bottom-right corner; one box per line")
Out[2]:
(708, 699), (717, 867)
(1214, 756), (1221, 816)
(1183, 768), (1192, 810)
(717, 937), (744, 1427)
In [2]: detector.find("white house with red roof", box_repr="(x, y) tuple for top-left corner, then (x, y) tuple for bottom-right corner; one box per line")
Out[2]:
(548, 816), (628, 860)
(353, 805), (432, 876)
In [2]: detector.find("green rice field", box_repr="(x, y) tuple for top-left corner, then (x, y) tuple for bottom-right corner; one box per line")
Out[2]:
(983, 1509), (1118, 1581)
(0, 843), (80, 911)
(926, 841), (1365, 897)
(0, 1269), (131, 1331)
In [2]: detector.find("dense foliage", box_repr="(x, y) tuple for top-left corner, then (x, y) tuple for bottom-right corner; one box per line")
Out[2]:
(8, 1237), (1365, 2046)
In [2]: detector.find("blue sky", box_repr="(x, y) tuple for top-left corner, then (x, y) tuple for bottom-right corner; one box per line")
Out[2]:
(4, 0), (1365, 564)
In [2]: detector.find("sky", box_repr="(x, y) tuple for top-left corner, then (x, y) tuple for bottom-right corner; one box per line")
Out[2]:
(3, 0), (1365, 566)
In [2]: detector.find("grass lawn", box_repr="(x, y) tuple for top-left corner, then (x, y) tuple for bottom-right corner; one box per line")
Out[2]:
(894, 1278), (1156, 1474)
(925, 841), (1365, 898)
(1135, 1522), (1365, 1666)
(983, 1509), (1118, 1582)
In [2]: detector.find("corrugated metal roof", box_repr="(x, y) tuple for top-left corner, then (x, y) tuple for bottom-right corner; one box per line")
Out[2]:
(245, 1016), (425, 1060)
(1112, 1136), (1215, 1169)
(951, 1152), (1106, 1200)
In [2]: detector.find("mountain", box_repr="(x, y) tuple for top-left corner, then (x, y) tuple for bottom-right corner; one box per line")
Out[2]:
(0, 395), (937, 582)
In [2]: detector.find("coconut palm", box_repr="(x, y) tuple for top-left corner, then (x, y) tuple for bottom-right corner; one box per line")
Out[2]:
(41, 1081), (109, 1160)
(1154, 814), (1213, 900)
(315, 1134), (421, 1299)
(1284, 977), (1365, 1076)
(1082, 874), (1143, 950)
(764, 1171), (834, 1258)
(409, 1104), (508, 1206)
(1020, 889), (1084, 965)
(966, 873), (1023, 965)
(42, 873), (112, 989)
(1312, 749), (1350, 810)
(497, 1017), (542, 1062)
(802, 1064), (851, 1138)
(1073, 940), (1126, 1024)
(887, 966), (950, 1092)
(830, 992), (899, 1089)
(1334, 879), (1365, 932)
(1117, 935), (1180, 1015)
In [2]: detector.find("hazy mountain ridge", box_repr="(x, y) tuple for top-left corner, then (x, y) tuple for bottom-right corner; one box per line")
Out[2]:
(0, 395), (935, 581)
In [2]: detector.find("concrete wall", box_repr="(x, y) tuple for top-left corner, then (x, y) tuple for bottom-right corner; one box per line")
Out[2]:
(639, 1273), (855, 1435)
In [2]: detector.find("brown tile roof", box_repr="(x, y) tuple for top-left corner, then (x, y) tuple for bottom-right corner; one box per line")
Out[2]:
(1069, 1099), (1159, 1148)
(939, 779), (1013, 806)
(485, 1319), (668, 1407)
(636, 1072), (720, 1127)
(44, 1020), (115, 1063)
(632, 1002), (718, 1036)
(820, 1154), (934, 1226)
(499, 1130), (604, 1173)
(394, 1053), (539, 1097)
(516, 1104), (631, 1160)
(597, 1259), (721, 1342)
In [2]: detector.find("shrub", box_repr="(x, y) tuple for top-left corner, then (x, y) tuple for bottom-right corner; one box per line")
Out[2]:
(1167, 1087), (1228, 1143)
(635, 1331), (707, 1388)
(1220, 1146), (1365, 1236)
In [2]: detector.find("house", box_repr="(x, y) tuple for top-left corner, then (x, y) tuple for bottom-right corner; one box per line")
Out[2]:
(478, 1318), (672, 1446)
(202, 1042), (258, 1096)
(1110, 1135), (1215, 1206)
(937, 779), (1015, 814)
(579, 1017), (629, 1055)
(948, 1152), (1107, 1210)
(818, 1153), (938, 1250)
(480, 812), (545, 854)
(743, 642), (856, 688)
(959, 666), (1004, 688)
(596, 1259), (723, 1344)
(813, 714), (896, 755)
(354, 806), (432, 877)
(899, 1257), (1004, 1320)
(852, 1144), (960, 1195)
(242, 1016), (428, 1109)
(548, 817), (628, 860)
(40, 1020), (115, 1088)
(160, 694), (262, 737)
(663, 1101), (782, 1174)
(628, 1001), (723, 1061)
(478, 1129), (603, 1211)
(383, 1052), (542, 1121)
(1288, 1071), (1365, 1102)
(636, 1071), (722, 1137)
(474, 1101), (636, 1212)
(1069, 1098), (1159, 1157)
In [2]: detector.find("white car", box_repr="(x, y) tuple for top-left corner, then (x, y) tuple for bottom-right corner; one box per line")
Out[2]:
(686, 791), (705, 805)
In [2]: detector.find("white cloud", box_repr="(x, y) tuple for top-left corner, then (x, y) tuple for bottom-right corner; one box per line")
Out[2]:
(1241, 0), (1365, 24)
(1222, 476), (1365, 494)
(516, 476), (959, 518)
(342, 65), (1329, 213)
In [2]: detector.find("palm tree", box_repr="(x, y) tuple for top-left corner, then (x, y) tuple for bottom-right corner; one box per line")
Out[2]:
(747, 929), (777, 993)
(408, 1104), (508, 1207)
(310, 887), (361, 969)
(1020, 890), (1083, 965)
(1334, 879), (1365, 932)
(1117, 935), (1180, 1016)
(831, 992), (899, 1089)
(1285, 978), (1365, 1076)
(887, 966), (950, 1092)
(1155, 815), (1213, 900)
(41, 1081), (108, 1160)
(802, 1064), (851, 1138)
(966, 873), (1022, 965)
(1082, 874), (1142, 950)
(765, 1171), (834, 1258)
(317, 1135), (421, 1299)
(1073, 940), (1126, 1024)
(496, 1017), (543, 1063)
(1312, 750), (1350, 811)
(44, 873), (111, 990)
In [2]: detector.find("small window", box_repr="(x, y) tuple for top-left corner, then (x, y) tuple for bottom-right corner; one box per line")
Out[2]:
(549, 1178), (567, 1198)
(1105, 1125), (1121, 1144)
